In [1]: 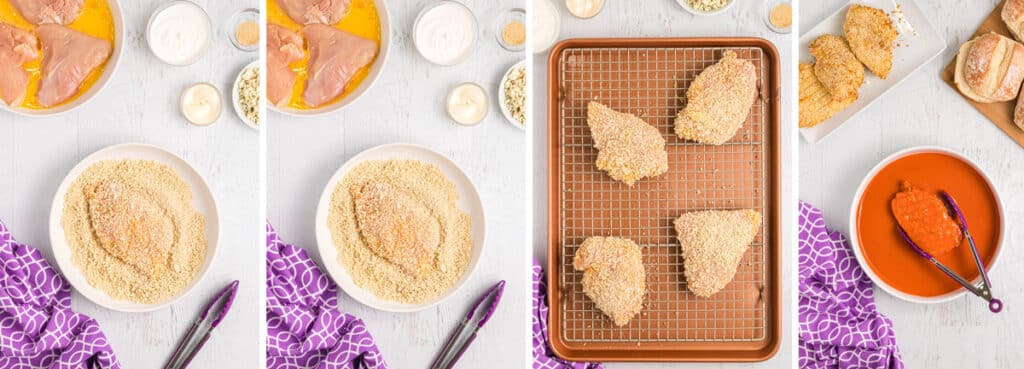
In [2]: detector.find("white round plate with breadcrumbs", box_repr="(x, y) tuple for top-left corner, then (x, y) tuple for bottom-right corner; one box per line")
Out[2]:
(48, 143), (219, 312)
(315, 143), (486, 313)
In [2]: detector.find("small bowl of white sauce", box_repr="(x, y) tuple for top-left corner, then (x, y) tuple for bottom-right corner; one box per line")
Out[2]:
(146, 1), (213, 66)
(532, 0), (561, 54)
(413, 1), (478, 66)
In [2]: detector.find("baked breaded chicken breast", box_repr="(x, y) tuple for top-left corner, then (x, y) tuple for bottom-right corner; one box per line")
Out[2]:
(844, 4), (898, 79)
(674, 209), (761, 298)
(798, 62), (856, 128)
(573, 236), (646, 327)
(587, 101), (668, 186)
(809, 34), (865, 102)
(674, 50), (758, 145)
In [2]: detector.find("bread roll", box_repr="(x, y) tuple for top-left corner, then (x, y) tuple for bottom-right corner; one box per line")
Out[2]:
(1015, 87), (1024, 130)
(954, 33), (1024, 103)
(1003, 0), (1024, 41)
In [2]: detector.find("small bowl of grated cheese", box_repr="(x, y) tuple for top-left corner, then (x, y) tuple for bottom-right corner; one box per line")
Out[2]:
(498, 61), (526, 130)
(232, 61), (261, 130)
(676, 0), (735, 16)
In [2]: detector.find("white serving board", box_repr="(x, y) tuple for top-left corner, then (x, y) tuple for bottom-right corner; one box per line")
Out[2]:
(799, 0), (946, 143)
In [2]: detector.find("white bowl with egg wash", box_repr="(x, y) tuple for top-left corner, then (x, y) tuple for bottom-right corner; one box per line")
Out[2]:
(146, 0), (213, 66)
(48, 143), (220, 313)
(413, 1), (479, 66)
(0, 0), (125, 118)
(315, 143), (487, 313)
(271, 0), (391, 117)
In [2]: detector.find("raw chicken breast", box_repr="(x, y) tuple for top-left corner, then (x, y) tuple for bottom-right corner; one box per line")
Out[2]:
(274, 0), (350, 25)
(36, 24), (111, 107)
(267, 23), (304, 107)
(0, 23), (38, 107)
(301, 24), (376, 107)
(10, 0), (84, 25)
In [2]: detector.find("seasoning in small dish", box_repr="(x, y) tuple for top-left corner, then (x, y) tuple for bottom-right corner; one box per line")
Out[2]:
(497, 8), (526, 51)
(677, 0), (734, 15)
(766, 2), (792, 33)
(501, 63), (526, 128)
(229, 8), (260, 51)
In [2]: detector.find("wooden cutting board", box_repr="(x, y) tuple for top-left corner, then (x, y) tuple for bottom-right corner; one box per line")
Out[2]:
(941, 0), (1024, 149)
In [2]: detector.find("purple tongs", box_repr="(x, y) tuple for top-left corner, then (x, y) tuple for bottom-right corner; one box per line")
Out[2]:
(896, 192), (1002, 313)
(162, 280), (240, 369)
(429, 280), (506, 369)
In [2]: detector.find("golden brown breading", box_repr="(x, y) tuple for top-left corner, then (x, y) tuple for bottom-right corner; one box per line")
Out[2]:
(674, 50), (759, 145)
(809, 34), (865, 102)
(674, 209), (761, 298)
(352, 180), (441, 278)
(573, 236), (646, 327)
(798, 62), (856, 128)
(844, 4), (898, 79)
(587, 101), (668, 186)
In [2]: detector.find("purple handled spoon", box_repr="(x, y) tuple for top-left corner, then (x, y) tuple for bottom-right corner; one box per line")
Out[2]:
(429, 280), (506, 369)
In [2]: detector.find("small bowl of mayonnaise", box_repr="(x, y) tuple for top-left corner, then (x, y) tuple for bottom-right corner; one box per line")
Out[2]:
(146, 1), (213, 66)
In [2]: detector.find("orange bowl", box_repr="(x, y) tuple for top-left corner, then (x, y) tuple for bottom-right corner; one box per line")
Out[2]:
(849, 146), (1004, 303)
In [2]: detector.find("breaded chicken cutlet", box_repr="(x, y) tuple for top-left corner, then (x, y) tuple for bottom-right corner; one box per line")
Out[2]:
(587, 101), (668, 186)
(674, 209), (761, 298)
(674, 50), (759, 145)
(573, 236), (646, 327)
(809, 34), (865, 102)
(352, 181), (441, 278)
(844, 4), (898, 79)
(798, 62), (856, 128)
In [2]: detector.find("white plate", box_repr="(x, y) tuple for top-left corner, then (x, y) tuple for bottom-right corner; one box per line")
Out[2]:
(48, 143), (220, 312)
(498, 60), (526, 130)
(847, 146), (1006, 304)
(232, 60), (260, 130)
(799, 0), (945, 143)
(675, 0), (736, 16)
(270, 0), (391, 117)
(314, 143), (486, 313)
(0, 0), (125, 117)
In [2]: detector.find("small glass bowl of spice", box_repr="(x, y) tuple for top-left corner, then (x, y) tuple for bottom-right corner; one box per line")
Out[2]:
(228, 8), (259, 52)
(765, 1), (792, 34)
(496, 8), (526, 52)
(499, 61), (526, 129)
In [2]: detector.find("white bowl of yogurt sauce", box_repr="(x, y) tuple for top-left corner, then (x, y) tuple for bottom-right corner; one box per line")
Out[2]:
(413, 1), (479, 66)
(146, 1), (213, 66)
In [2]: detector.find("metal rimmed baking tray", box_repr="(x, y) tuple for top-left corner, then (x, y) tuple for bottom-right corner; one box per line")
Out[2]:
(546, 38), (781, 362)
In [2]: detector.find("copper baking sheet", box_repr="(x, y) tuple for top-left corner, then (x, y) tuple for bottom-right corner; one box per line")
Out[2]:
(546, 38), (781, 362)
(941, 0), (1024, 149)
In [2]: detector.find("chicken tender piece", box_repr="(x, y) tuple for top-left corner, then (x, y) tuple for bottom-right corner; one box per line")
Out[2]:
(844, 4), (898, 79)
(573, 236), (645, 327)
(674, 209), (761, 298)
(674, 50), (758, 145)
(587, 101), (668, 186)
(352, 181), (441, 278)
(798, 62), (856, 128)
(809, 34), (864, 101)
(85, 180), (174, 277)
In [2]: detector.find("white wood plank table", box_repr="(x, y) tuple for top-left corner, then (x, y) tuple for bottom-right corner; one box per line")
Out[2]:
(801, 1), (1024, 368)
(531, 0), (795, 367)
(267, 0), (529, 367)
(0, 1), (259, 368)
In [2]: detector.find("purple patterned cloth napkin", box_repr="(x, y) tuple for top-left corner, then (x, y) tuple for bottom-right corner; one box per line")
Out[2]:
(266, 224), (386, 369)
(798, 201), (904, 369)
(532, 260), (602, 369)
(0, 220), (119, 369)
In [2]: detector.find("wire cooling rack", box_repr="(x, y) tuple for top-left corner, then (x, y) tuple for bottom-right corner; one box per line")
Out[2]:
(556, 46), (771, 344)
